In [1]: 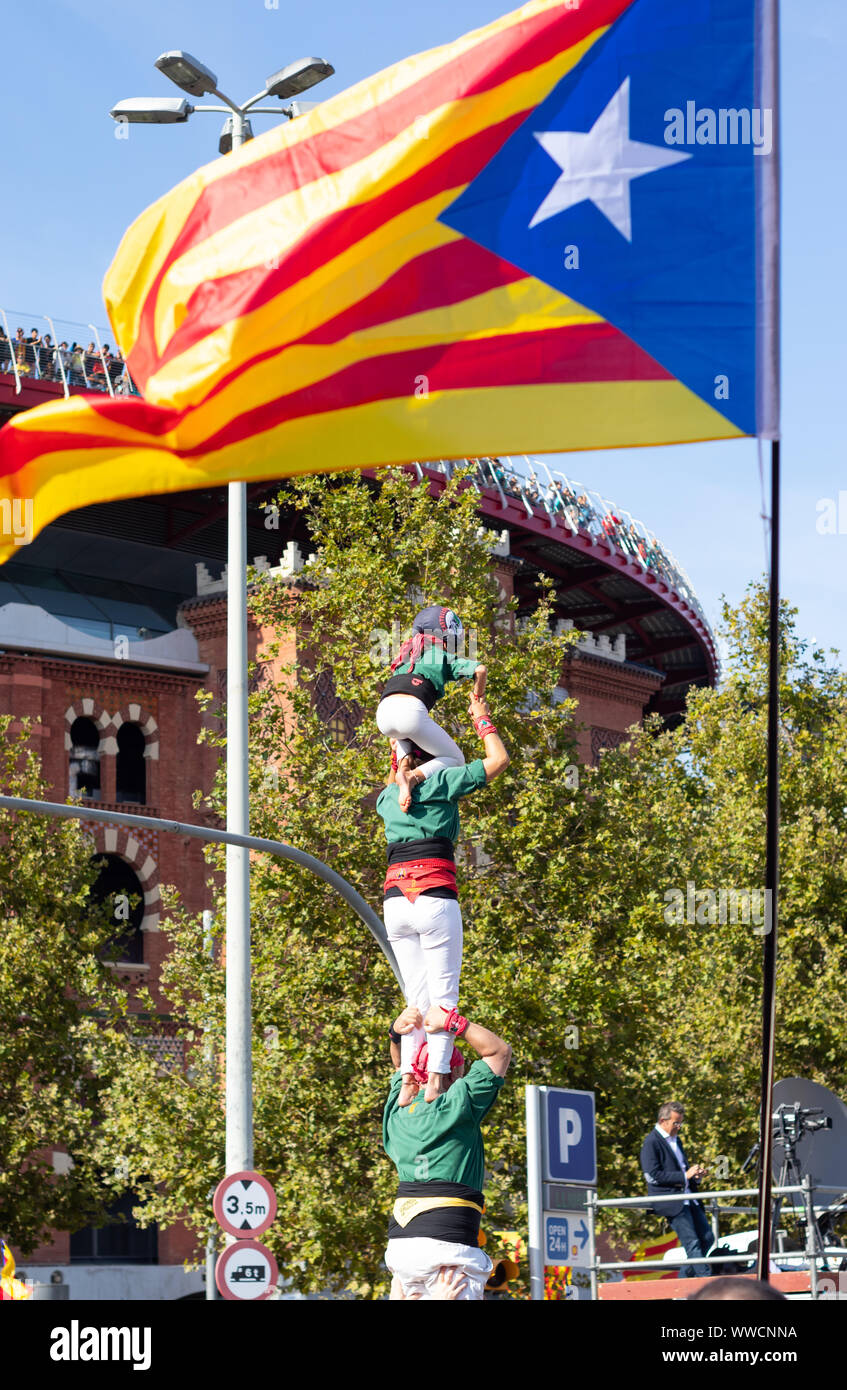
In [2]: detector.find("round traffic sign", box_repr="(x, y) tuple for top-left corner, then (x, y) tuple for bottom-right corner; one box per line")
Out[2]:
(213, 1170), (277, 1237)
(215, 1239), (279, 1302)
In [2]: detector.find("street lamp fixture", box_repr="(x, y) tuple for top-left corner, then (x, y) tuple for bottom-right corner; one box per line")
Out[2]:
(154, 50), (219, 97)
(283, 100), (319, 120)
(107, 44), (336, 1221)
(264, 57), (335, 100)
(110, 97), (192, 124)
(219, 116), (254, 155)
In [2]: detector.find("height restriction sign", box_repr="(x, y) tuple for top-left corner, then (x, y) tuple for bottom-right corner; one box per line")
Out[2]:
(213, 1170), (277, 1238)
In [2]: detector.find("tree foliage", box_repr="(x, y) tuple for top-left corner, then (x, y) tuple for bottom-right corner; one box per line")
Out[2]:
(0, 722), (131, 1252)
(90, 473), (847, 1294)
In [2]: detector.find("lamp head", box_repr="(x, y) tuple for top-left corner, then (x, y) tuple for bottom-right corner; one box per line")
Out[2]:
(265, 57), (334, 100)
(219, 116), (254, 154)
(155, 50), (218, 97)
(110, 98), (192, 124)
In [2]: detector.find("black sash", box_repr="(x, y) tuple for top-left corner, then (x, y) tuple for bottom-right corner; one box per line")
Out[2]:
(381, 671), (438, 710)
(387, 1181), (484, 1244)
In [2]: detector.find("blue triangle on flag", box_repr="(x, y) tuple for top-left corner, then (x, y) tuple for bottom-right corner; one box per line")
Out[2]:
(441, 0), (762, 435)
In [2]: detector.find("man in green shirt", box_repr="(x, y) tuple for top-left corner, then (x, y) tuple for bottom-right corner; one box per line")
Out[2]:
(383, 1002), (512, 1300)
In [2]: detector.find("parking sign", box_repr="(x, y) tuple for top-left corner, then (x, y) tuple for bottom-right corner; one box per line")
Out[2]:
(544, 1088), (596, 1185)
(526, 1085), (597, 1300)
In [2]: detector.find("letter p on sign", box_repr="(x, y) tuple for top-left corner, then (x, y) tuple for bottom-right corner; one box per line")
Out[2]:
(543, 1088), (596, 1184)
(558, 1107), (582, 1163)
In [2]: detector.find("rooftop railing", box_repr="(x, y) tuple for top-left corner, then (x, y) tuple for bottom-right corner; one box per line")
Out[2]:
(585, 1179), (847, 1300)
(415, 455), (713, 648)
(0, 308), (138, 398)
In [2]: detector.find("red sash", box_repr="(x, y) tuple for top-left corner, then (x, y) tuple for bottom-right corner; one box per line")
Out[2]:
(383, 858), (457, 903)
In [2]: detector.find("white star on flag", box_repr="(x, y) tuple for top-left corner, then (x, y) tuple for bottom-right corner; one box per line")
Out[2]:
(529, 77), (690, 240)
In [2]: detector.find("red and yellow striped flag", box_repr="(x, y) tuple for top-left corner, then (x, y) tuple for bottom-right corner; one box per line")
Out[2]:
(623, 1232), (680, 1279)
(0, 0), (751, 563)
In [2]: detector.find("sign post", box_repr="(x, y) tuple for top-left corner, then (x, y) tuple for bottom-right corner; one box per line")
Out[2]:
(213, 1170), (278, 1300)
(526, 1085), (597, 1301)
(526, 1086), (545, 1300)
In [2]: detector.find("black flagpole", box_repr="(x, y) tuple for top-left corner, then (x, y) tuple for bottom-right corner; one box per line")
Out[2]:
(755, 437), (780, 1281)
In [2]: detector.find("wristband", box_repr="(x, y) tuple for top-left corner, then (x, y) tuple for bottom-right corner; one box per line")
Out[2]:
(474, 716), (497, 739)
(388, 1025), (401, 1045)
(441, 1005), (468, 1036)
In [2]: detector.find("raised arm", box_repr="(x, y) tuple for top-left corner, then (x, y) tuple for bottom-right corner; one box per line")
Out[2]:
(424, 1005), (512, 1078)
(468, 695), (510, 781)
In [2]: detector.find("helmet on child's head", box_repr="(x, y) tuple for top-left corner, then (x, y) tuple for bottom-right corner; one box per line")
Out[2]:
(413, 605), (463, 638)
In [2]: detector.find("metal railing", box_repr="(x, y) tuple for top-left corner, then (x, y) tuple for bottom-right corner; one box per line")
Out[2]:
(416, 455), (713, 647)
(585, 1181), (847, 1300)
(0, 308), (138, 398)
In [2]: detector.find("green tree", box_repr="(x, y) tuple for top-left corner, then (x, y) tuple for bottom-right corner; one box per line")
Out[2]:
(92, 475), (847, 1292)
(0, 721), (133, 1252)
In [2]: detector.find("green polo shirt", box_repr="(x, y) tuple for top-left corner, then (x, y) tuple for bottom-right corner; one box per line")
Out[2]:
(393, 647), (478, 700)
(376, 759), (487, 847)
(382, 1059), (505, 1190)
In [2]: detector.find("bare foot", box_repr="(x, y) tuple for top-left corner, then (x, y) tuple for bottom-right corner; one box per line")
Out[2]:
(399, 1075), (419, 1107)
(396, 765), (413, 813)
(425, 1071), (448, 1103)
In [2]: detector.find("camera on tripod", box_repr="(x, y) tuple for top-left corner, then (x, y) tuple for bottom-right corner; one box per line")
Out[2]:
(772, 1103), (833, 1144)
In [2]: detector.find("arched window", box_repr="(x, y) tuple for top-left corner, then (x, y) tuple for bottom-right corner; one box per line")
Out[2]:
(69, 717), (101, 798)
(116, 722), (146, 804)
(89, 854), (144, 963)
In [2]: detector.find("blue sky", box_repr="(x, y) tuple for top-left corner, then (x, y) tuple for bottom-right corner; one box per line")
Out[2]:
(2, 0), (844, 666)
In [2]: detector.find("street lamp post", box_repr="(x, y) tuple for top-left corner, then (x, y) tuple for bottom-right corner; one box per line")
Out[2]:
(109, 51), (334, 1180)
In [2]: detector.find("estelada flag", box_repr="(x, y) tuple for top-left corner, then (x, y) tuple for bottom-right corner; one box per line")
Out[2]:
(623, 1232), (681, 1279)
(0, 0), (778, 563)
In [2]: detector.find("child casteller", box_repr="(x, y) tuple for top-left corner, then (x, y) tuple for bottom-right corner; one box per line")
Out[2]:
(376, 605), (487, 813)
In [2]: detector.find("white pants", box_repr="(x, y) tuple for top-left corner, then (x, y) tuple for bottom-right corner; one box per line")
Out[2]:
(384, 894), (462, 1074)
(376, 694), (464, 780)
(386, 1238), (491, 1300)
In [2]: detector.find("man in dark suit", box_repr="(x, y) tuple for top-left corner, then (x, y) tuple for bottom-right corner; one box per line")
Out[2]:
(640, 1101), (712, 1278)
